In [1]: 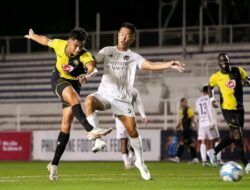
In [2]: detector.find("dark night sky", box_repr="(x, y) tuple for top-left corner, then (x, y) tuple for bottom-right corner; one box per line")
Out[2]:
(1, 0), (250, 36)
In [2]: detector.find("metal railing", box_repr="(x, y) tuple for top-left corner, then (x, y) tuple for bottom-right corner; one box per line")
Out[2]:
(2, 98), (250, 132)
(1, 24), (250, 55)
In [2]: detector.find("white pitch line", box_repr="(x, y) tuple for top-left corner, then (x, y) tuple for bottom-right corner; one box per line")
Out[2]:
(0, 175), (219, 184)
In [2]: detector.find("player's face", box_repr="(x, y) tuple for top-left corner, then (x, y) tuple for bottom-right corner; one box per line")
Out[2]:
(67, 39), (85, 56)
(180, 99), (188, 108)
(117, 27), (135, 51)
(218, 54), (230, 73)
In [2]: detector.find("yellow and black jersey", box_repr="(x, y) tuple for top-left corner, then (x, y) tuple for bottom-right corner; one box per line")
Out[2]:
(209, 66), (248, 110)
(178, 107), (194, 130)
(48, 39), (94, 80)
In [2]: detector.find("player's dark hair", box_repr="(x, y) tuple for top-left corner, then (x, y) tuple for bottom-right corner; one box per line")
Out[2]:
(119, 22), (136, 36)
(202, 85), (209, 93)
(180, 97), (186, 102)
(218, 52), (228, 60)
(69, 27), (87, 41)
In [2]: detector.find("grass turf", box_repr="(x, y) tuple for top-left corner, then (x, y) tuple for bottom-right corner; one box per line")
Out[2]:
(0, 161), (249, 190)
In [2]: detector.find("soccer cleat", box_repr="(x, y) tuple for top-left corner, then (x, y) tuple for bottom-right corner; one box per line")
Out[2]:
(47, 162), (58, 181)
(87, 127), (112, 140)
(92, 138), (107, 153)
(188, 158), (199, 164)
(124, 162), (135, 170)
(128, 149), (136, 163)
(245, 163), (250, 174)
(125, 156), (136, 170)
(207, 149), (218, 167)
(135, 161), (151, 180)
(202, 162), (210, 167)
(168, 156), (180, 163)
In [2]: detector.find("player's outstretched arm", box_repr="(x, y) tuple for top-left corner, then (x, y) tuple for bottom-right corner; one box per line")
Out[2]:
(24, 28), (50, 46)
(141, 60), (185, 72)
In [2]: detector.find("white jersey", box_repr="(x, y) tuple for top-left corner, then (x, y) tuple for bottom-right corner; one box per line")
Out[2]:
(195, 95), (216, 127)
(95, 46), (145, 102)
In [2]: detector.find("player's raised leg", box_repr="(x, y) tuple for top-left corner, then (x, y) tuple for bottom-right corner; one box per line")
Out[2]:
(84, 95), (111, 152)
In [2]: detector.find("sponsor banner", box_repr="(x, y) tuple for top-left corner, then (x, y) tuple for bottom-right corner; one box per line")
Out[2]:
(161, 129), (250, 161)
(33, 129), (161, 161)
(0, 132), (32, 160)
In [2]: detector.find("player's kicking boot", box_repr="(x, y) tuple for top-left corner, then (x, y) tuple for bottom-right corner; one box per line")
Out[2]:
(87, 127), (112, 140)
(47, 162), (58, 181)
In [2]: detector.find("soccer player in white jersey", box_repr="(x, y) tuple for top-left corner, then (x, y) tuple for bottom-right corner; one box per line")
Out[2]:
(115, 88), (147, 169)
(195, 85), (222, 166)
(84, 22), (185, 180)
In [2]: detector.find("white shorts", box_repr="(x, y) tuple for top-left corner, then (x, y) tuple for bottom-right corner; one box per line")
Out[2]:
(115, 117), (128, 139)
(198, 125), (220, 140)
(90, 92), (135, 117)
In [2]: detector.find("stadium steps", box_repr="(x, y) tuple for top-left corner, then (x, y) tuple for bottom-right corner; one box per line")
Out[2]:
(0, 58), (103, 103)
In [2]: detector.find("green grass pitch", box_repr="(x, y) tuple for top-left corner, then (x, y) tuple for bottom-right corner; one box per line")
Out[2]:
(0, 161), (249, 190)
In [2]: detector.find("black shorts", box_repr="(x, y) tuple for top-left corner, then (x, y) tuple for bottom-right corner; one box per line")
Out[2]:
(177, 129), (194, 145)
(50, 69), (81, 108)
(222, 109), (244, 129)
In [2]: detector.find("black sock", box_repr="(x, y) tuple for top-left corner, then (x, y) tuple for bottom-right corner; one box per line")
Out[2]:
(72, 104), (93, 132)
(234, 139), (249, 166)
(52, 131), (70, 166)
(129, 146), (134, 153)
(190, 146), (197, 159)
(214, 135), (233, 155)
(177, 145), (184, 158)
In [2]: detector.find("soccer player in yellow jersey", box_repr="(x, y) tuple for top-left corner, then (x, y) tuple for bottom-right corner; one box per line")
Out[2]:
(208, 53), (250, 174)
(24, 28), (111, 181)
(169, 98), (199, 163)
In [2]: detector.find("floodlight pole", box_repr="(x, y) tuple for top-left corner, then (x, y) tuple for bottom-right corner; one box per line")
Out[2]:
(75, 0), (79, 27)
(96, 13), (100, 50)
(199, 1), (204, 52)
(182, 0), (186, 58)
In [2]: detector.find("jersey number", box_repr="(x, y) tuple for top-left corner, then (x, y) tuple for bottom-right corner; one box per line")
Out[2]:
(199, 103), (207, 115)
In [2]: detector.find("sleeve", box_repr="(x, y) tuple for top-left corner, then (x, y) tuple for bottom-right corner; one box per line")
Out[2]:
(187, 108), (194, 118)
(47, 39), (59, 49)
(94, 47), (106, 63)
(80, 51), (95, 66)
(134, 89), (146, 118)
(209, 74), (217, 88)
(238, 66), (248, 80)
(134, 53), (146, 70)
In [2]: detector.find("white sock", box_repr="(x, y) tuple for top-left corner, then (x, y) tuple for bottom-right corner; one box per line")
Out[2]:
(87, 112), (99, 129)
(200, 144), (207, 162)
(122, 154), (130, 165)
(207, 149), (214, 158)
(215, 142), (222, 161)
(87, 112), (101, 143)
(129, 136), (143, 165)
